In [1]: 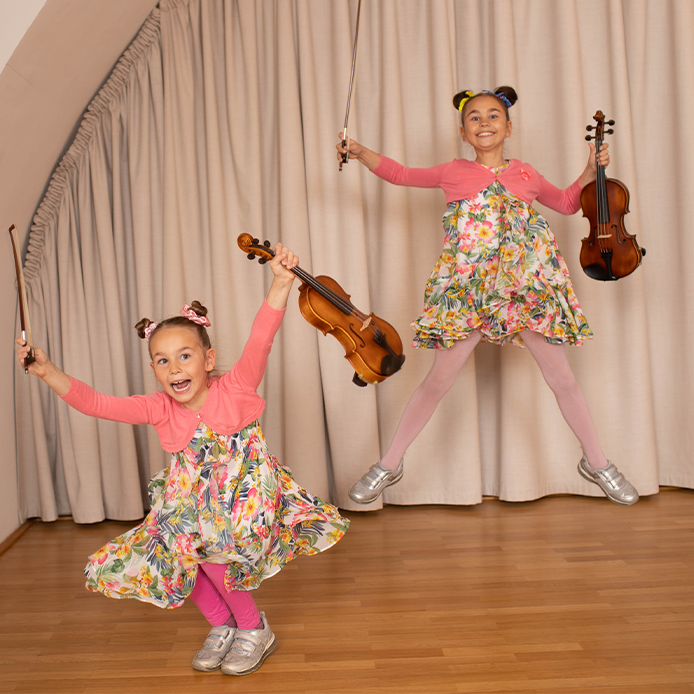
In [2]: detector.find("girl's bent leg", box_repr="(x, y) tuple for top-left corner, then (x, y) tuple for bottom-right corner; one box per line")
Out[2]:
(522, 331), (639, 505)
(350, 333), (482, 504)
(189, 564), (232, 626)
(380, 332), (482, 470)
(520, 331), (608, 468)
(189, 564), (237, 672)
(197, 566), (277, 677)
(199, 562), (261, 630)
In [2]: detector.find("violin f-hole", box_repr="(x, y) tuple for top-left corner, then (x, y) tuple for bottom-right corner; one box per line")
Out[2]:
(348, 322), (367, 349)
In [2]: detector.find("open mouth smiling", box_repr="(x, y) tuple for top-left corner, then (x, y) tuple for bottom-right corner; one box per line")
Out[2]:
(170, 379), (192, 393)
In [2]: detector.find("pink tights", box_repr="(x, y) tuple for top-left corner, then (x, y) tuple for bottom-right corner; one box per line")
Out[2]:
(380, 330), (608, 470)
(188, 562), (261, 629)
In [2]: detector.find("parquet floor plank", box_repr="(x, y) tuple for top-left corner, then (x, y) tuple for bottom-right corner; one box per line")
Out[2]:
(1, 491), (693, 693)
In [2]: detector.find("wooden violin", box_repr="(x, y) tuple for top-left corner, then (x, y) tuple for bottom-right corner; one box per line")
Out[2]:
(238, 234), (405, 386)
(580, 111), (645, 281)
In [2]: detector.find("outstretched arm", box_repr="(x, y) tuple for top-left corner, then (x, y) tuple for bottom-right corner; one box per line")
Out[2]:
(16, 338), (71, 396)
(17, 336), (160, 424)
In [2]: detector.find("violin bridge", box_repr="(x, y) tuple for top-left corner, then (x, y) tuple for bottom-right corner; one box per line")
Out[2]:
(360, 316), (372, 332)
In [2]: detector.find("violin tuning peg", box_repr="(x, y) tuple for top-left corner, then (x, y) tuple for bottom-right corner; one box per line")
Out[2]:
(263, 240), (271, 247)
(606, 129), (614, 135)
(586, 125), (594, 131)
(585, 135), (593, 141)
(607, 119), (615, 125)
(258, 257), (267, 265)
(252, 237), (259, 245)
(247, 253), (255, 260)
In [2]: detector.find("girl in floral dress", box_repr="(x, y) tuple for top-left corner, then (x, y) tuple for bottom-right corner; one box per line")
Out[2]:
(16, 243), (349, 677)
(338, 86), (638, 508)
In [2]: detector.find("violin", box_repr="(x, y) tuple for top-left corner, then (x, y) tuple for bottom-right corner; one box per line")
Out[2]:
(580, 111), (645, 281)
(238, 234), (405, 386)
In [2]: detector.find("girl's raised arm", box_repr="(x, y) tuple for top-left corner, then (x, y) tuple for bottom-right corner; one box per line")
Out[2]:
(15, 337), (71, 396)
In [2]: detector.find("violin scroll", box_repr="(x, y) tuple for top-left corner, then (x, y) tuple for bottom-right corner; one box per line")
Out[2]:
(237, 233), (274, 265)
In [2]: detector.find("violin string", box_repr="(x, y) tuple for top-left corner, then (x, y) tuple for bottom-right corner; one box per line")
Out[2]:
(290, 265), (375, 326)
(291, 266), (385, 341)
(252, 245), (383, 340)
(597, 133), (607, 253)
(597, 142), (602, 252)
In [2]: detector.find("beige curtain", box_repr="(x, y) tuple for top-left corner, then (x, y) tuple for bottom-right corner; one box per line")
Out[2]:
(16, 0), (693, 523)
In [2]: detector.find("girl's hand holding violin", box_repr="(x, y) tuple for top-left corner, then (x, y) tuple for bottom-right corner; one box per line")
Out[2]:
(266, 243), (300, 310)
(579, 142), (610, 188)
(15, 337), (71, 396)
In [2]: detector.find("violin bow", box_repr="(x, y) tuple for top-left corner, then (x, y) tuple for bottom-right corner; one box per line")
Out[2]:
(339, 0), (363, 171)
(8, 224), (35, 373)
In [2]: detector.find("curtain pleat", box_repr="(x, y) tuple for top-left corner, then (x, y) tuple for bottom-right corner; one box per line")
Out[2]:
(15, 0), (693, 523)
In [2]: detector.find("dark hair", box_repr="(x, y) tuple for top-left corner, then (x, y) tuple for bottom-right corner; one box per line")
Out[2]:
(135, 300), (212, 355)
(453, 86), (518, 122)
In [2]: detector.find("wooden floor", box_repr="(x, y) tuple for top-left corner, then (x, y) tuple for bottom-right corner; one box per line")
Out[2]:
(1, 491), (694, 694)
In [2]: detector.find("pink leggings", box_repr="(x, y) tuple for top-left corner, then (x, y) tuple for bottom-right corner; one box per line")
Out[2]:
(380, 330), (608, 470)
(188, 562), (260, 629)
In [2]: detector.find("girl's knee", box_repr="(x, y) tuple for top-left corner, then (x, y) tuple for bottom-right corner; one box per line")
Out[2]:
(546, 366), (578, 394)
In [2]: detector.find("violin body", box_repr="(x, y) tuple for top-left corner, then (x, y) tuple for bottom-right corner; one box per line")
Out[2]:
(298, 275), (404, 386)
(580, 177), (643, 280)
(238, 233), (405, 386)
(580, 111), (645, 281)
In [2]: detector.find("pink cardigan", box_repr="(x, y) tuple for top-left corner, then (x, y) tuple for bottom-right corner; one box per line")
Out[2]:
(61, 300), (285, 453)
(373, 155), (582, 214)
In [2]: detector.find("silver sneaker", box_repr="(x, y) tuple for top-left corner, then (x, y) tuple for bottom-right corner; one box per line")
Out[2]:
(348, 458), (404, 504)
(221, 611), (276, 676)
(191, 624), (236, 671)
(577, 455), (639, 506)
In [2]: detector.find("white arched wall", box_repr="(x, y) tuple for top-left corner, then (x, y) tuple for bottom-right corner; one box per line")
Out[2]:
(0, 0), (157, 544)
(0, 1), (48, 72)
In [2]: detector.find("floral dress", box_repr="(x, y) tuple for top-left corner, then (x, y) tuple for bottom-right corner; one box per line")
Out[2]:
(412, 169), (592, 349)
(84, 421), (349, 608)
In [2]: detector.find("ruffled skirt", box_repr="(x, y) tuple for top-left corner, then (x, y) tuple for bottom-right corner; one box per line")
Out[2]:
(84, 422), (349, 608)
(412, 183), (592, 349)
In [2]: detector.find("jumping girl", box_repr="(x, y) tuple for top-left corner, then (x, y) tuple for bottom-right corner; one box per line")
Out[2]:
(337, 86), (638, 508)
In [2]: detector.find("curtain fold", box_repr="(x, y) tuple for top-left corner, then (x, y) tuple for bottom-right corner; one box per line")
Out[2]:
(16, 0), (692, 523)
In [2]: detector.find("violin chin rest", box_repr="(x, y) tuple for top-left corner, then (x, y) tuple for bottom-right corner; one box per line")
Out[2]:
(381, 353), (406, 377)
